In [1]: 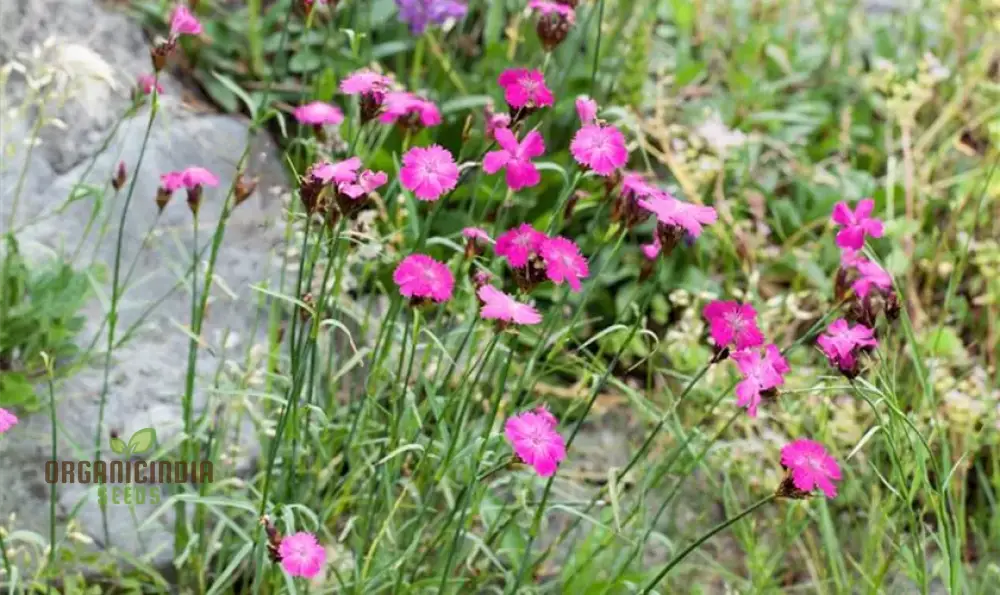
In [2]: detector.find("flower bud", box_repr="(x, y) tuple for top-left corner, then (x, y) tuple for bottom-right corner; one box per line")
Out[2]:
(156, 188), (173, 212)
(775, 470), (812, 500)
(536, 11), (573, 52)
(186, 185), (203, 216)
(112, 161), (127, 192)
(234, 174), (259, 207)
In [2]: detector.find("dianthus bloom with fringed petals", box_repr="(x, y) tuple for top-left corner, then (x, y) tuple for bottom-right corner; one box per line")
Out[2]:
(277, 531), (327, 579)
(703, 300), (765, 352)
(570, 124), (628, 176)
(399, 145), (459, 201)
(137, 74), (163, 96)
(462, 227), (492, 243)
(340, 70), (391, 95)
(0, 407), (18, 434)
(339, 170), (388, 199)
(180, 167), (219, 189)
(505, 408), (566, 476)
(852, 259), (893, 298)
(539, 236), (589, 292)
(498, 69), (554, 111)
(394, 254), (455, 304)
(817, 318), (877, 377)
(294, 101), (344, 126)
(779, 439), (842, 499)
(380, 91), (441, 128)
(478, 285), (542, 326)
(831, 198), (884, 250)
(732, 344), (789, 417)
(483, 128), (546, 191)
(638, 193), (717, 254)
(170, 4), (203, 38)
(575, 95), (597, 124)
(312, 158), (362, 184)
(495, 223), (546, 268)
(612, 172), (658, 227)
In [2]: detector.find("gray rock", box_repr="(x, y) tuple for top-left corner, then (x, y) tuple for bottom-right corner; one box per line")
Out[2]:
(0, 0), (292, 574)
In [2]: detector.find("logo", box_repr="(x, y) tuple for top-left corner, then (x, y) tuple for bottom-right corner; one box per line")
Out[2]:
(44, 427), (214, 506)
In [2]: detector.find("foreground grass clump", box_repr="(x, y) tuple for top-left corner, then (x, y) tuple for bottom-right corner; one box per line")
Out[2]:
(1, 0), (999, 592)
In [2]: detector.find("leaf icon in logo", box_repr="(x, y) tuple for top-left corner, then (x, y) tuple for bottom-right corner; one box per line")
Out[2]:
(110, 437), (127, 455)
(128, 428), (157, 454)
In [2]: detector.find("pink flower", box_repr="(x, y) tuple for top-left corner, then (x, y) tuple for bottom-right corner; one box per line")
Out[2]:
(0, 407), (18, 434)
(497, 68), (554, 110)
(380, 91), (441, 127)
(570, 124), (628, 176)
(137, 74), (163, 95)
(399, 145), (459, 201)
(528, 0), (576, 20)
(621, 172), (661, 201)
(575, 95), (597, 124)
(484, 103), (511, 140)
(732, 345), (789, 417)
(340, 70), (391, 95)
(839, 248), (864, 269)
(393, 254), (455, 303)
(311, 157), (362, 184)
(703, 301), (765, 351)
(462, 227), (492, 243)
(339, 170), (388, 199)
(780, 439), (842, 499)
(817, 319), (877, 372)
(539, 236), (589, 291)
(278, 531), (327, 579)
(159, 171), (186, 193)
(170, 4), (203, 37)
(852, 259), (893, 298)
(831, 198), (884, 250)
(641, 238), (661, 260)
(495, 223), (547, 268)
(180, 167), (219, 189)
(534, 405), (558, 428)
(294, 101), (344, 126)
(504, 409), (566, 476)
(638, 194), (717, 238)
(478, 285), (542, 325)
(482, 128), (546, 190)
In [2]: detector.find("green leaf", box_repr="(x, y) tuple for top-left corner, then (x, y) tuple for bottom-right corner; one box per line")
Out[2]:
(199, 73), (239, 113)
(211, 71), (258, 118)
(110, 438), (127, 455)
(288, 51), (322, 73)
(439, 95), (492, 115)
(128, 427), (157, 454)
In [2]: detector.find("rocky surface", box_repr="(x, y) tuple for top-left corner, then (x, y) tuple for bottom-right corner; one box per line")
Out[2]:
(0, 0), (290, 572)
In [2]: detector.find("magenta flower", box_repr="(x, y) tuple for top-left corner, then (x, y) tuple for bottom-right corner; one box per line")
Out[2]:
(393, 254), (455, 303)
(478, 285), (542, 325)
(399, 145), (459, 201)
(641, 238), (661, 260)
(732, 345), (789, 417)
(621, 172), (661, 201)
(495, 223), (547, 268)
(534, 405), (558, 429)
(340, 70), (392, 95)
(483, 128), (546, 190)
(831, 198), (884, 250)
(294, 101), (344, 126)
(278, 531), (327, 579)
(639, 194), (717, 238)
(840, 248), (864, 269)
(575, 95), (597, 124)
(539, 236), (589, 292)
(497, 69), (554, 110)
(817, 319), (877, 373)
(339, 170), (388, 199)
(380, 91), (441, 127)
(462, 227), (492, 243)
(504, 409), (566, 476)
(311, 157), (363, 184)
(169, 4), (203, 38)
(159, 171), (186, 193)
(137, 74), (163, 95)
(703, 300), (765, 351)
(570, 124), (628, 176)
(484, 103), (511, 140)
(0, 407), (18, 434)
(780, 439), (842, 499)
(852, 259), (893, 298)
(180, 167), (219, 189)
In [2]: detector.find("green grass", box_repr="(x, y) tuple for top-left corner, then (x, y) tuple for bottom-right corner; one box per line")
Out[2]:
(1, 0), (999, 592)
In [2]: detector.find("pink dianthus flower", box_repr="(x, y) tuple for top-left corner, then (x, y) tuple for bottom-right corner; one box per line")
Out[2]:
(495, 223), (547, 268)
(278, 531), (327, 579)
(294, 101), (344, 126)
(462, 227), (492, 243)
(505, 409), (566, 476)
(817, 318), (877, 375)
(180, 167), (219, 189)
(339, 170), (388, 199)
(732, 344), (789, 417)
(539, 236), (589, 292)
(638, 194), (717, 241)
(340, 70), (392, 95)
(483, 128), (546, 191)
(393, 254), (455, 303)
(311, 157), (363, 184)
(780, 439), (842, 499)
(170, 4), (203, 38)
(0, 407), (18, 434)
(478, 285), (542, 325)
(831, 198), (884, 250)
(570, 124), (628, 176)
(137, 74), (163, 95)
(575, 95), (597, 124)
(703, 300), (765, 351)
(380, 91), (441, 127)
(497, 69), (554, 110)
(852, 259), (893, 298)
(399, 145), (459, 201)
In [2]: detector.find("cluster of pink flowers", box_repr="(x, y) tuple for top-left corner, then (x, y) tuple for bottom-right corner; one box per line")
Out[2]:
(157, 166), (219, 214)
(494, 224), (590, 293)
(298, 157), (388, 220)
